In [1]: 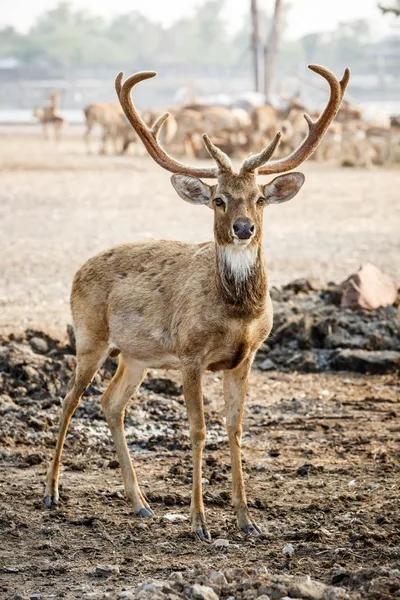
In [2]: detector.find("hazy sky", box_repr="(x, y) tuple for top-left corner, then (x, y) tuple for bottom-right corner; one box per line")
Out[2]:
(0, 0), (395, 39)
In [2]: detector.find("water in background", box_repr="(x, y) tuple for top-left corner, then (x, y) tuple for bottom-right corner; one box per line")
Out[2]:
(0, 109), (85, 124)
(1, 101), (399, 125)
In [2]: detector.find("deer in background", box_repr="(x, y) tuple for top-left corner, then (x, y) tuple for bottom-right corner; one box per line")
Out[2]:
(33, 92), (65, 140)
(44, 64), (349, 540)
(83, 102), (126, 154)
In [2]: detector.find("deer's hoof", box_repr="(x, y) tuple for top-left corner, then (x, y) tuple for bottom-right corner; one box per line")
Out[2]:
(136, 507), (154, 518)
(192, 511), (211, 542)
(241, 523), (261, 536)
(44, 493), (59, 509)
(194, 528), (211, 542)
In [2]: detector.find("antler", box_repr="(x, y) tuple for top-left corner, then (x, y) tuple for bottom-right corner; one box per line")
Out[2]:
(240, 132), (282, 174)
(243, 64), (350, 175)
(115, 71), (219, 178)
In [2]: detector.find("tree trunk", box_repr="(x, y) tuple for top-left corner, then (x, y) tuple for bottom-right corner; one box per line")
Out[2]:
(250, 0), (261, 92)
(264, 0), (284, 102)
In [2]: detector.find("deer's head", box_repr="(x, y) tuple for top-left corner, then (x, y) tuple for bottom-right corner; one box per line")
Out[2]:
(115, 66), (349, 252)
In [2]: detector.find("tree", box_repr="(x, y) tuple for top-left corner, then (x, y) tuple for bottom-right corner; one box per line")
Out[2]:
(379, 1), (400, 16)
(264, 0), (284, 101)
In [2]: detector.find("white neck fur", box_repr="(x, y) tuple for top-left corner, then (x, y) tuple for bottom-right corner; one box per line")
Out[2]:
(217, 244), (258, 284)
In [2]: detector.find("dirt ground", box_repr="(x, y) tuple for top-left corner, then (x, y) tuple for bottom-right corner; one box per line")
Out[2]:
(1, 126), (399, 336)
(0, 127), (399, 600)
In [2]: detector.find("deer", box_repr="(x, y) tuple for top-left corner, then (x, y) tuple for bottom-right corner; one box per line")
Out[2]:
(33, 92), (65, 141)
(83, 102), (126, 154)
(44, 64), (349, 540)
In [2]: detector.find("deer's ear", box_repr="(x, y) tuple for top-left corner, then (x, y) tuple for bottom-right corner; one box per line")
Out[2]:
(171, 174), (214, 207)
(261, 172), (305, 204)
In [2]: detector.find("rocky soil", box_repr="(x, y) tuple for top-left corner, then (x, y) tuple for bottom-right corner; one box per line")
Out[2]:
(256, 279), (400, 374)
(0, 324), (399, 600)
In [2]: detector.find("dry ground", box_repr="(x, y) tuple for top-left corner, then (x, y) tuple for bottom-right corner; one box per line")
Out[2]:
(1, 126), (399, 336)
(1, 366), (399, 599)
(0, 127), (399, 599)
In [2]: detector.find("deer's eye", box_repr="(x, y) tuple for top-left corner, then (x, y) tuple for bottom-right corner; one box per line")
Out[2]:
(257, 197), (266, 206)
(214, 198), (225, 208)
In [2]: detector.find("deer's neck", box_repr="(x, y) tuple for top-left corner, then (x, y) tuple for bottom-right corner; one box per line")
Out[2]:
(215, 242), (268, 318)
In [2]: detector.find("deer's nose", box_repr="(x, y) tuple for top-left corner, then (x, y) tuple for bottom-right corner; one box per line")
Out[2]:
(232, 217), (255, 240)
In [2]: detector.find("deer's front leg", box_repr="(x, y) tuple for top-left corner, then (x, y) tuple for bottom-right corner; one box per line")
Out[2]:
(181, 365), (209, 541)
(224, 355), (260, 535)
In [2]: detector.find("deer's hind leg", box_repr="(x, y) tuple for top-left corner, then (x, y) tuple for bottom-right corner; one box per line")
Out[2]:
(101, 357), (151, 516)
(44, 341), (108, 507)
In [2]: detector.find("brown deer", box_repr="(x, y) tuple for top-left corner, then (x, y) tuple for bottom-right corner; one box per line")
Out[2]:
(44, 64), (349, 540)
(83, 102), (125, 154)
(33, 92), (65, 140)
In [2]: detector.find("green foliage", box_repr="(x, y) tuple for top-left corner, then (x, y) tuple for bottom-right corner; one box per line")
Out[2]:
(0, 0), (397, 76)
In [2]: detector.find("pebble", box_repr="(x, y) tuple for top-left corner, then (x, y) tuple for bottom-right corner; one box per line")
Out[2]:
(163, 513), (188, 522)
(213, 538), (230, 548)
(208, 570), (228, 586)
(389, 569), (400, 578)
(282, 543), (295, 554)
(22, 365), (40, 381)
(94, 564), (120, 577)
(168, 571), (185, 582)
(191, 584), (219, 600)
(258, 358), (276, 371)
(29, 337), (49, 354)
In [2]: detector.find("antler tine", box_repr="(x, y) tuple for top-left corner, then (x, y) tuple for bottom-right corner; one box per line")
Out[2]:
(340, 68), (351, 93)
(257, 64), (350, 175)
(240, 132), (281, 173)
(202, 134), (233, 173)
(115, 71), (218, 179)
(151, 112), (169, 139)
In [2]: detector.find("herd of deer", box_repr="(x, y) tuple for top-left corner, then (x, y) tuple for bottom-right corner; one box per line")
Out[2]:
(34, 80), (400, 168)
(44, 64), (356, 540)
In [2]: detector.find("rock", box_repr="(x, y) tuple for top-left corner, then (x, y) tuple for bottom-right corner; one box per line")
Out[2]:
(94, 564), (120, 577)
(28, 417), (46, 432)
(208, 570), (227, 586)
(0, 394), (18, 414)
(324, 588), (348, 600)
(169, 463), (185, 475)
(389, 569), (400, 578)
(24, 453), (44, 466)
(213, 538), (229, 549)
(324, 328), (367, 350)
(119, 592), (135, 599)
(258, 358), (276, 371)
(331, 349), (400, 374)
(169, 572), (185, 582)
(341, 263), (397, 310)
(289, 575), (328, 600)
(282, 544), (295, 554)
(163, 513), (188, 522)
(22, 365), (40, 382)
(283, 278), (320, 294)
(29, 337), (49, 354)
(190, 584), (219, 600)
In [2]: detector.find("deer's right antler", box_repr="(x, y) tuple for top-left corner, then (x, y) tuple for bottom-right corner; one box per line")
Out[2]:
(242, 65), (350, 175)
(116, 71), (222, 179)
